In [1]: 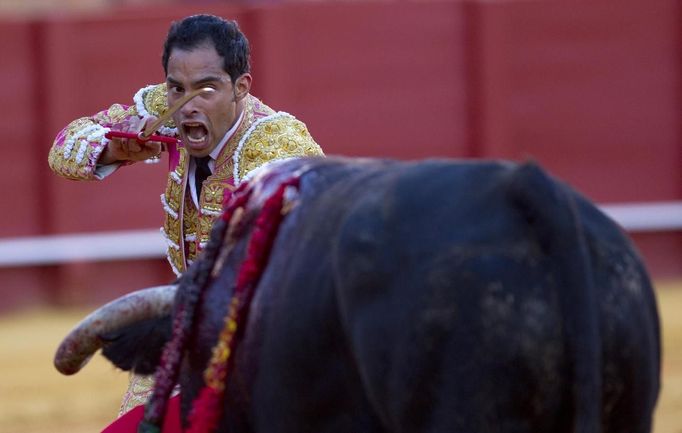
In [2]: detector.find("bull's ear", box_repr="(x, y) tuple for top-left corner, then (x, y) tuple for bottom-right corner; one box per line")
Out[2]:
(100, 314), (172, 375)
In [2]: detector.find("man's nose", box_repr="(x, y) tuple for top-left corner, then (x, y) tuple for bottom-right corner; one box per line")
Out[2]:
(174, 87), (213, 119)
(179, 98), (199, 117)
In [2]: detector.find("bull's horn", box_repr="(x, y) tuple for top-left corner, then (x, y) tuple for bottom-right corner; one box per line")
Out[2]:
(54, 284), (177, 375)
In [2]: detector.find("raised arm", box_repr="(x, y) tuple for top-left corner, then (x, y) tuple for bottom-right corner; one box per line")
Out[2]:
(48, 84), (175, 180)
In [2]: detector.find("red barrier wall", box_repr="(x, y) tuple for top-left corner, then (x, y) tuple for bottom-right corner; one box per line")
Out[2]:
(0, 20), (56, 312)
(0, 20), (44, 237)
(248, 1), (472, 158)
(0, 0), (679, 311)
(469, 0), (681, 202)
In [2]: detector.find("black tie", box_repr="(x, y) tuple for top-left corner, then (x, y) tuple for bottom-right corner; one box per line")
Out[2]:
(194, 156), (212, 198)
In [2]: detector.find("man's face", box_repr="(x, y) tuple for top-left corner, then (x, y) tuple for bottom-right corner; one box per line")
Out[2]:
(166, 44), (243, 158)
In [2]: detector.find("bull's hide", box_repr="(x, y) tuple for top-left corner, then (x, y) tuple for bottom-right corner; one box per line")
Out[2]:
(83, 158), (663, 433)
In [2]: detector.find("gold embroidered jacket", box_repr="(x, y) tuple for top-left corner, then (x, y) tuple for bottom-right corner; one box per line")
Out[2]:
(49, 83), (323, 275)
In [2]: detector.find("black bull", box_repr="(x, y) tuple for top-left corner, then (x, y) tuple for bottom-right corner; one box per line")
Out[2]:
(57, 158), (661, 433)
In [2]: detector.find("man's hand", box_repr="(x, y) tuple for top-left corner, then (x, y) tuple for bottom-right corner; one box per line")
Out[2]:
(99, 116), (163, 165)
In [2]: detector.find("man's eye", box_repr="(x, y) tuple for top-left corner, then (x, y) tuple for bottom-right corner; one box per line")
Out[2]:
(169, 86), (183, 94)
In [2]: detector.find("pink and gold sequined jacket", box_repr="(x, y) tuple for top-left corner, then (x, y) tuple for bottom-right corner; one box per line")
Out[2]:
(49, 83), (323, 275)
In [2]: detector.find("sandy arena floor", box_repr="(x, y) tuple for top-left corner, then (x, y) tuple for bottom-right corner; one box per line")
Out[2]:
(0, 281), (680, 433)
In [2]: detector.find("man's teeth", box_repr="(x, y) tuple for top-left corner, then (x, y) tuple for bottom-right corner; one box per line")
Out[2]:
(184, 123), (207, 143)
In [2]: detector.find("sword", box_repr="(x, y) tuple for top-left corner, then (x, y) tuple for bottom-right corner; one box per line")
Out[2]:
(104, 87), (214, 145)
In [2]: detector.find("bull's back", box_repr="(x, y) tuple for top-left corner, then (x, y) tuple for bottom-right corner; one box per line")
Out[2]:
(214, 158), (659, 433)
(327, 159), (659, 433)
(574, 191), (660, 433)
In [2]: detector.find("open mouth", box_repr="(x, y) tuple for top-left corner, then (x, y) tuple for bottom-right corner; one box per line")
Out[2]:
(182, 122), (209, 146)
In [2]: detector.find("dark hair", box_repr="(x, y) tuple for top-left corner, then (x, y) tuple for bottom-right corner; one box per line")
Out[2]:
(161, 14), (250, 83)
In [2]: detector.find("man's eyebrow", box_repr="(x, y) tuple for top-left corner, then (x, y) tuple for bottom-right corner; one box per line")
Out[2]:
(165, 75), (228, 87)
(193, 75), (228, 86)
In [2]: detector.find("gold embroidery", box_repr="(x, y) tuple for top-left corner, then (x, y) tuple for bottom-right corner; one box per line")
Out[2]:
(50, 101), (143, 181)
(202, 182), (225, 212)
(63, 118), (93, 138)
(237, 116), (323, 179)
(142, 84), (176, 129)
(163, 217), (181, 244)
(119, 374), (155, 416)
(93, 104), (135, 124)
(198, 214), (214, 242)
(167, 248), (184, 273)
(187, 241), (198, 261)
(165, 179), (182, 213)
(184, 199), (198, 235)
(159, 95), (322, 272)
(176, 148), (188, 177)
(47, 149), (80, 180)
(48, 137), (103, 180)
(262, 122), (283, 135)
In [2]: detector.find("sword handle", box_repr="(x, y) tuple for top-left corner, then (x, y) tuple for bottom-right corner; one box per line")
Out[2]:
(105, 130), (178, 145)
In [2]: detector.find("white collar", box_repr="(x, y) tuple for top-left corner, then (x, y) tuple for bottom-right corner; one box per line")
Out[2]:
(209, 109), (245, 161)
(190, 110), (245, 208)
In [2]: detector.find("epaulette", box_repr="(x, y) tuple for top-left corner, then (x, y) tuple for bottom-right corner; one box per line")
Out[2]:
(233, 112), (324, 183)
